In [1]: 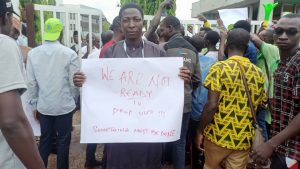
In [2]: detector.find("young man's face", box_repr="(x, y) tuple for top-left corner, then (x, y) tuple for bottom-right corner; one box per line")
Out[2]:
(158, 22), (171, 42)
(121, 8), (143, 41)
(274, 17), (300, 51)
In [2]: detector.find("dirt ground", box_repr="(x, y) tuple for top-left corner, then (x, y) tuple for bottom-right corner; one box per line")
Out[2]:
(47, 111), (184, 169)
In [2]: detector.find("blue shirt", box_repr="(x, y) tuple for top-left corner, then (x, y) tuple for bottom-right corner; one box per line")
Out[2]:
(245, 41), (257, 64)
(191, 54), (217, 121)
(27, 41), (80, 116)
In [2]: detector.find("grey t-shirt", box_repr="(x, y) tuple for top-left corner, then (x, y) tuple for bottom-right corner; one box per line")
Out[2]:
(0, 34), (27, 169)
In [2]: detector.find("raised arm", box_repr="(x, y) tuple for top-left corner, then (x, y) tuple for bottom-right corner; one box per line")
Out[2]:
(144, 0), (172, 39)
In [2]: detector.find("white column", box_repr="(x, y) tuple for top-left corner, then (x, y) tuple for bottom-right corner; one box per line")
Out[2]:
(65, 12), (70, 47)
(88, 14), (92, 53)
(40, 10), (45, 43)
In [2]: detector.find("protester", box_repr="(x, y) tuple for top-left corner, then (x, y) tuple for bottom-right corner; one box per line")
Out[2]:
(251, 13), (300, 169)
(251, 29), (280, 141)
(143, 0), (173, 44)
(0, 0), (45, 168)
(189, 35), (216, 169)
(73, 3), (192, 169)
(204, 30), (220, 61)
(233, 20), (257, 64)
(101, 30), (113, 46)
(159, 16), (201, 169)
(27, 18), (80, 169)
(82, 33), (100, 59)
(197, 28), (267, 169)
(186, 25), (193, 37)
(71, 30), (79, 54)
(99, 16), (124, 58)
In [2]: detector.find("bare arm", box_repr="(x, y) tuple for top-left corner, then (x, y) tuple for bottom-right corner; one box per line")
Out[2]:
(144, 0), (171, 39)
(217, 18), (227, 61)
(195, 89), (220, 147)
(0, 91), (45, 169)
(250, 33), (263, 49)
(252, 112), (300, 165)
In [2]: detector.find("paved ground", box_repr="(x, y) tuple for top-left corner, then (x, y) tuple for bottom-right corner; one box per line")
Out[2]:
(47, 111), (183, 169)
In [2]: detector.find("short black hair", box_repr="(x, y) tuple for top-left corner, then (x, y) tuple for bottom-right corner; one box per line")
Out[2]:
(101, 31), (113, 45)
(227, 28), (250, 53)
(234, 20), (251, 33)
(205, 30), (220, 46)
(191, 35), (205, 52)
(162, 16), (181, 31)
(110, 16), (121, 31)
(180, 24), (185, 36)
(119, 3), (144, 19)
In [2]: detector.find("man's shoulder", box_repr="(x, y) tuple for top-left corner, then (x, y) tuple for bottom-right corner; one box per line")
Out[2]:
(144, 40), (166, 53)
(0, 34), (19, 49)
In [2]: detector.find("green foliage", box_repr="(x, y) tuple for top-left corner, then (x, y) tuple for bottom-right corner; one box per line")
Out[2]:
(102, 20), (110, 32)
(19, 0), (56, 44)
(120, 0), (176, 16)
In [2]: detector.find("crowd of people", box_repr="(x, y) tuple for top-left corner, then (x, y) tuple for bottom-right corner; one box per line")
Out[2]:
(0, 0), (299, 169)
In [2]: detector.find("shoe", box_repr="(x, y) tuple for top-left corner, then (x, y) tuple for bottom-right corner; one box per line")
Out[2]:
(84, 160), (102, 168)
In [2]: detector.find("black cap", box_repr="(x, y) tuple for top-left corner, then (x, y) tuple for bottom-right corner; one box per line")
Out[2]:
(0, 0), (19, 17)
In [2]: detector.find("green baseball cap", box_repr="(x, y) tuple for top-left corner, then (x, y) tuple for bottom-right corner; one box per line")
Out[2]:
(44, 18), (63, 41)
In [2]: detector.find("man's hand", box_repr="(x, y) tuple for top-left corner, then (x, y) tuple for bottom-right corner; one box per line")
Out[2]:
(197, 14), (207, 22)
(196, 132), (204, 150)
(160, 0), (173, 9)
(250, 141), (275, 165)
(179, 67), (191, 84)
(33, 110), (40, 122)
(73, 72), (86, 87)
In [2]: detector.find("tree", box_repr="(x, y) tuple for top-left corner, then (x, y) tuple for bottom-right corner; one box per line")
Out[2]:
(120, 0), (176, 16)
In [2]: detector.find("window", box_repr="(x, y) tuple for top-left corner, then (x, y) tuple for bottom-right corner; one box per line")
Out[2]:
(282, 4), (294, 13)
(70, 24), (73, 30)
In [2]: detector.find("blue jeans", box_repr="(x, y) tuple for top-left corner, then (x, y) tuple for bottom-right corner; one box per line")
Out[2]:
(39, 112), (73, 169)
(256, 108), (268, 141)
(86, 144), (97, 163)
(172, 113), (190, 169)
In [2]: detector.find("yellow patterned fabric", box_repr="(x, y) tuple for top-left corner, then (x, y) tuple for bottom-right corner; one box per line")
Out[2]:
(204, 56), (267, 150)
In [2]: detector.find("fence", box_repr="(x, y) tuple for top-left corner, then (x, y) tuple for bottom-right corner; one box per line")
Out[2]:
(33, 4), (103, 52)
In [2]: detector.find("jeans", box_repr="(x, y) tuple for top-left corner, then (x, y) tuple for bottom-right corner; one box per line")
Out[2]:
(172, 113), (190, 169)
(256, 108), (268, 141)
(86, 144), (97, 163)
(39, 112), (73, 169)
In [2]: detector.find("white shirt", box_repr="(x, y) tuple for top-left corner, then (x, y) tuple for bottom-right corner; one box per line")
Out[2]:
(205, 51), (219, 61)
(27, 41), (80, 116)
(81, 46), (100, 59)
(0, 34), (26, 169)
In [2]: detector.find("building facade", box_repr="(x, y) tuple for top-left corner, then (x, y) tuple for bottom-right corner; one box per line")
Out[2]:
(191, 0), (300, 20)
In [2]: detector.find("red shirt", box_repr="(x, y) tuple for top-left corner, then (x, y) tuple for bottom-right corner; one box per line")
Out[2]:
(99, 40), (116, 58)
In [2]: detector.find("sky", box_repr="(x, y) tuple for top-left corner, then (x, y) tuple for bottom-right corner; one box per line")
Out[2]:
(62, 0), (199, 23)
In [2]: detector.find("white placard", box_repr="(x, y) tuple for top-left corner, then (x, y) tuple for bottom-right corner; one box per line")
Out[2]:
(218, 8), (248, 29)
(80, 58), (184, 143)
(21, 92), (41, 136)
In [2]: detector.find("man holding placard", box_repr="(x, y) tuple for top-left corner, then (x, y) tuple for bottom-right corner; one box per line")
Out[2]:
(74, 3), (192, 169)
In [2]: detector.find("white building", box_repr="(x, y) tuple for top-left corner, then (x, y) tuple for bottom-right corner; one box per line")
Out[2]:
(191, 0), (300, 20)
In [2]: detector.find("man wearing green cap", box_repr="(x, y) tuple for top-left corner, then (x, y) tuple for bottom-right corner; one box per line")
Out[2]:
(27, 18), (80, 169)
(0, 0), (45, 168)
